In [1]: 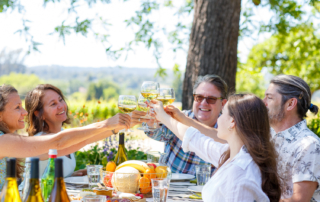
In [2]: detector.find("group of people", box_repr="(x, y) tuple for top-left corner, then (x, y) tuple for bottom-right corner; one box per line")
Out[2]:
(0, 74), (319, 202)
(0, 84), (145, 189)
(143, 74), (320, 202)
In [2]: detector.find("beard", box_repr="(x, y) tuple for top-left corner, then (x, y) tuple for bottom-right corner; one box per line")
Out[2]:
(268, 104), (285, 125)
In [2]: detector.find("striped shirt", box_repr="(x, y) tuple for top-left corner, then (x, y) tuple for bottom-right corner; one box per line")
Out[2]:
(145, 110), (217, 175)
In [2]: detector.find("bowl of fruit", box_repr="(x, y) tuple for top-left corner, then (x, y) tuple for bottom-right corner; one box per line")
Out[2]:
(100, 160), (170, 195)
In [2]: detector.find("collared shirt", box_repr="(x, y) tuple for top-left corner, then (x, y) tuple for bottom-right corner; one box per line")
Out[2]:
(0, 131), (6, 190)
(183, 127), (269, 202)
(145, 110), (217, 175)
(271, 120), (320, 201)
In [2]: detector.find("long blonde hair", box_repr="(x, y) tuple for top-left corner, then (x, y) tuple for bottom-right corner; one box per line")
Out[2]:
(0, 84), (25, 178)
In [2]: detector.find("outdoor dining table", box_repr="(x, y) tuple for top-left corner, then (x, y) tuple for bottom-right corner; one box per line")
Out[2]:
(66, 179), (204, 202)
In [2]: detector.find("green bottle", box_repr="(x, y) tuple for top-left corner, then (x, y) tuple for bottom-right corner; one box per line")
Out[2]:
(41, 149), (57, 202)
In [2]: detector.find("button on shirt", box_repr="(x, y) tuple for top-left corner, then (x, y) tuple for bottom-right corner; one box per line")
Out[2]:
(145, 110), (217, 175)
(271, 120), (320, 201)
(183, 127), (269, 202)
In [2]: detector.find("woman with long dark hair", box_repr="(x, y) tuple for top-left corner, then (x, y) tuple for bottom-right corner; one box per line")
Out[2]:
(150, 94), (282, 202)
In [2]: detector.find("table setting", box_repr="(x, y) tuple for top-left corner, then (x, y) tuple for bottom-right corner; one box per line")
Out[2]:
(64, 160), (210, 202)
(65, 174), (204, 202)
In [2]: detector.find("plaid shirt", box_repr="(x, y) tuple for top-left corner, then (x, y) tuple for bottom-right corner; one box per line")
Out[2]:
(145, 110), (217, 175)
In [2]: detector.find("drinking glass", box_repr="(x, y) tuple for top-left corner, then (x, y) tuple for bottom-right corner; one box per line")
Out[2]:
(195, 165), (211, 186)
(118, 95), (137, 133)
(140, 81), (160, 131)
(157, 88), (175, 106)
(86, 165), (103, 189)
(82, 195), (106, 202)
(137, 94), (150, 131)
(151, 178), (170, 202)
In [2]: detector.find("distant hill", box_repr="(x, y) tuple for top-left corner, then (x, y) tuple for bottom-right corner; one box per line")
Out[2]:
(26, 65), (175, 85)
(23, 65), (182, 101)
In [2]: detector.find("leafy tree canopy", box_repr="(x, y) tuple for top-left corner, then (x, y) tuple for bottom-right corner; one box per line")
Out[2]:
(245, 23), (320, 93)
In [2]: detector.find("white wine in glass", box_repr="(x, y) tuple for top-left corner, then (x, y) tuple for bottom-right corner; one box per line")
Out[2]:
(137, 94), (149, 131)
(140, 81), (160, 131)
(118, 95), (137, 132)
(157, 88), (175, 106)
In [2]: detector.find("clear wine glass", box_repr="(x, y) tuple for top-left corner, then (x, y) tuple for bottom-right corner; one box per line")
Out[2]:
(140, 81), (160, 131)
(137, 94), (150, 131)
(157, 88), (175, 106)
(118, 95), (137, 133)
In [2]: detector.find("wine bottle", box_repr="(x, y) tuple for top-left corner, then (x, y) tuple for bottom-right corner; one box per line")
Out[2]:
(41, 149), (57, 202)
(24, 158), (44, 202)
(0, 158), (22, 202)
(114, 132), (128, 166)
(48, 159), (70, 202)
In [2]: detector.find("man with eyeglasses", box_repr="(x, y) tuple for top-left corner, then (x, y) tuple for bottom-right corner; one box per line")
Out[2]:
(144, 75), (228, 175)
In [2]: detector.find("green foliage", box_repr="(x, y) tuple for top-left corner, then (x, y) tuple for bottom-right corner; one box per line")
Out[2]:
(86, 80), (120, 101)
(74, 141), (147, 170)
(172, 63), (183, 102)
(67, 99), (119, 127)
(235, 67), (266, 98)
(126, 148), (147, 160)
(75, 145), (107, 170)
(0, 73), (43, 98)
(308, 114), (320, 138)
(245, 23), (320, 93)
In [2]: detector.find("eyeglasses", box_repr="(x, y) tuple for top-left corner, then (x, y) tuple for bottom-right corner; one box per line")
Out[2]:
(193, 94), (223, 104)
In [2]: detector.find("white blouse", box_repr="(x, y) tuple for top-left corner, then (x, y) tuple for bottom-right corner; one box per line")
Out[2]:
(182, 127), (269, 202)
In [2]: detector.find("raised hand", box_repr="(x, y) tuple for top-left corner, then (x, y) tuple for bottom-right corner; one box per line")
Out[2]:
(130, 110), (149, 127)
(149, 99), (167, 122)
(164, 105), (186, 123)
(104, 113), (131, 130)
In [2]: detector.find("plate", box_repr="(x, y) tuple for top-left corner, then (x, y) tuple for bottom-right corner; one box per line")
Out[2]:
(171, 173), (195, 181)
(188, 185), (204, 193)
(64, 176), (88, 184)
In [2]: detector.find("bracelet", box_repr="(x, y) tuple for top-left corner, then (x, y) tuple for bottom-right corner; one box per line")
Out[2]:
(112, 129), (118, 135)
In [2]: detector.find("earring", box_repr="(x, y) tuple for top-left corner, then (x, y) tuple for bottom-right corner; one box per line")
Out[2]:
(228, 126), (233, 131)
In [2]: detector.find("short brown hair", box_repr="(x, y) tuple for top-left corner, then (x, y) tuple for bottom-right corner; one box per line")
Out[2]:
(25, 84), (71, 136)
(193, 75), (228, 99)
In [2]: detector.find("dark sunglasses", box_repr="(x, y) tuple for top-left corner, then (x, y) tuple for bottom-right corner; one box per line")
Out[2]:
(193, 94), (223, 104)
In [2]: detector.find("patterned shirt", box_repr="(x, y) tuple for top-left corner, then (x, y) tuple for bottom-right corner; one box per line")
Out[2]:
(0, 130), (6, 190)
(271, 120), (320, 201)
(145, 110), (217, 175)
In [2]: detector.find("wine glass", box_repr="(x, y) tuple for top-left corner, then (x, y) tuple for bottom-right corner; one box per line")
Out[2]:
(157, 88), (175, 106)
(140, 81), (160, 131)
(137, 94), (150, 131)
(118, 95), (137, 133)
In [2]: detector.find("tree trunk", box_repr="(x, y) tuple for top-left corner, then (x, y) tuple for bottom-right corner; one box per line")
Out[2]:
(182, 0), (241, 110)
